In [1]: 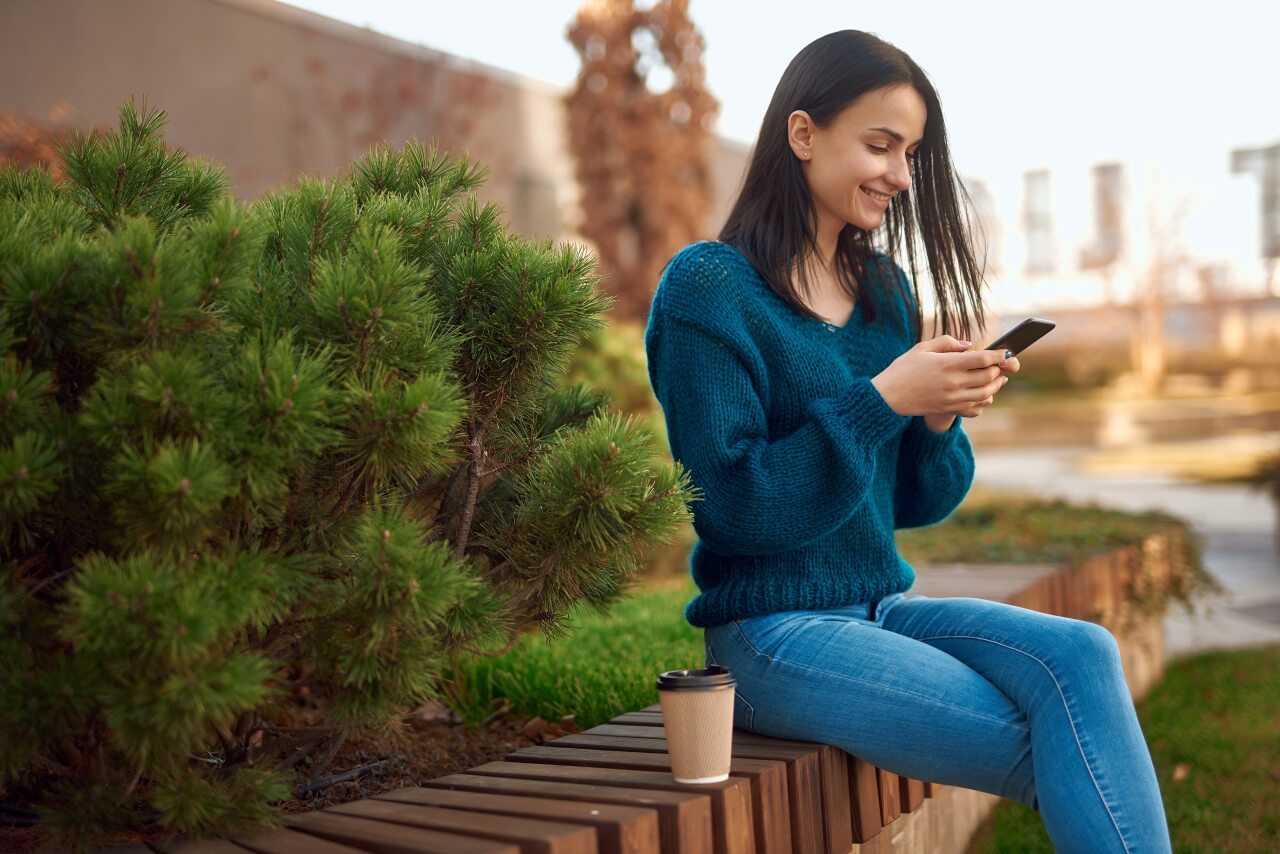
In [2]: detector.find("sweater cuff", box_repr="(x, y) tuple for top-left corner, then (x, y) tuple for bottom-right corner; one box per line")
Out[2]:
(834, 377), (911, 447)
(908, 414), (968, 462)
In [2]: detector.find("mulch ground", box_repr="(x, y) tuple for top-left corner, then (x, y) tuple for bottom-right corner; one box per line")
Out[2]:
(0, 703), (578, 852)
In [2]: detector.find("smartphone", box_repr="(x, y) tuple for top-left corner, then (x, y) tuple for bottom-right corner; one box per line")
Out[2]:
(985, 317), (1055, 355)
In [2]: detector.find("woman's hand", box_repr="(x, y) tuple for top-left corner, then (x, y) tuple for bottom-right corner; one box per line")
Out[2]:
(871, 335), (1016, 419)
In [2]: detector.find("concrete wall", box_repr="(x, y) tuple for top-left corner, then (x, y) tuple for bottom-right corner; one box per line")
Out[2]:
(0, 0), (750, 247)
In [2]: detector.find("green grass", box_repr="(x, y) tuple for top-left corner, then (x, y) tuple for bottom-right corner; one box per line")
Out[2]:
(896, 497), (1192, 568)
(968, 644), (1280, 854)
(441, 578), (703, 729)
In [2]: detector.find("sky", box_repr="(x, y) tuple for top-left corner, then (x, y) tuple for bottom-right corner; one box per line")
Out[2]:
(283, 0), (1279, 307)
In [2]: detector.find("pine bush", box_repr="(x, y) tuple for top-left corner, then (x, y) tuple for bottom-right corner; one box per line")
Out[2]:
(0, 101), (697, 850)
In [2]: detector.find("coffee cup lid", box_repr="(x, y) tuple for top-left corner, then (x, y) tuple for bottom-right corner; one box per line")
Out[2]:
(656, 664), (735, 691)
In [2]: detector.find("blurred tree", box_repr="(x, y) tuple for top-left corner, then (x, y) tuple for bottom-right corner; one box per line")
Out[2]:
(0, 101), (696, 850)
(1133, 185), (1192, 395)
(0, 111), (71, 178)
(565, 0), (719, 321)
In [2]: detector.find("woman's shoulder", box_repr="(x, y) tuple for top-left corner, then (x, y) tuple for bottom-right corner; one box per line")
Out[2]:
(661, 240), (752, 286)
(655, 240), (757, 323)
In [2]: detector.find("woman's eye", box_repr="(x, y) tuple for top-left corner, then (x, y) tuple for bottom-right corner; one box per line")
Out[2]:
(869, 145), (919, 160)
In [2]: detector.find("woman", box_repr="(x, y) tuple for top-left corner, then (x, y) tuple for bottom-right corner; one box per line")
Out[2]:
(643, 30), (1171, 853)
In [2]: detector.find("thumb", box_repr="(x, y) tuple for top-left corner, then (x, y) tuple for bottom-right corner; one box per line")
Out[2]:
(917, 334), (972, 353)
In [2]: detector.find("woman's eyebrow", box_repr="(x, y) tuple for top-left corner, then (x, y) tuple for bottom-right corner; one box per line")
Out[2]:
(868, 126), (923, 146)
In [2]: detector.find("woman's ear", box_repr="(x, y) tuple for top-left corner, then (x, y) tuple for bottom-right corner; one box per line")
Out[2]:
(787, 110), (815, 160)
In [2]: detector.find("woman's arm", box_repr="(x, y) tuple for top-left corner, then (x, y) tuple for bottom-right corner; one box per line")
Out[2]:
(893, 409), (976, 529)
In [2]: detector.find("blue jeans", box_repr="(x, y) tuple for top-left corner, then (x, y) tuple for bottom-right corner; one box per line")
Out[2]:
(703, 592), (1172, 853)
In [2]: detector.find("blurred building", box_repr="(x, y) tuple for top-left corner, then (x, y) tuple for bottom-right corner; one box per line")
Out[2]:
(0, 0), (750, 249)
(1022, 168), (1056, 276)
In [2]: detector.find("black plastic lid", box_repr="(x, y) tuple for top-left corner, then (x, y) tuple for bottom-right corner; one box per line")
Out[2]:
(656, 664), (735, 691)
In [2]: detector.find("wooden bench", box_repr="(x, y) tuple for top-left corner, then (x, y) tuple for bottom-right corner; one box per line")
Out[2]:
(117, 700), (930, 854)
(102, 536), (1178, 854)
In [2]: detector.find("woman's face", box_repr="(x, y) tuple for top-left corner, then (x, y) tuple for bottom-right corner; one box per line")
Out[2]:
(789, 85), (927, 234)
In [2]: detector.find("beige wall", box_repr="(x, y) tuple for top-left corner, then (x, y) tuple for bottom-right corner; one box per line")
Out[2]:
(0, 0), (750, 246)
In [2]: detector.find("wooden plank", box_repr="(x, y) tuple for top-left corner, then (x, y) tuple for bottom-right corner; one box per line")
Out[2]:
(898, 776), (926, 813)
(149, 839), (253, 852)
(609, 712), (662, 725)
(415, 773), (710, 854)
(546, 732), (825, 854)
(594, 719), (853, 853)
(847, 756), (883, 844)
(604, 717), (855, 854)
(328, 799), (597, 854)
(876, 768), (901, 825)
(680, 730), (851, 854)
(232, 826), (367, 853)
(461, 761), (752, 854)
(284, 810), (518, 854)
(506, 746), (793, 854)
(372, 786), (659, 854)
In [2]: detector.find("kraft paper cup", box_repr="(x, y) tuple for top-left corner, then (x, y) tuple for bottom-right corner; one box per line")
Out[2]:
(656, 664), (735, 783)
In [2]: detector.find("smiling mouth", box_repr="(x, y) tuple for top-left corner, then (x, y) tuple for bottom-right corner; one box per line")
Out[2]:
(861, 187), (893, 202)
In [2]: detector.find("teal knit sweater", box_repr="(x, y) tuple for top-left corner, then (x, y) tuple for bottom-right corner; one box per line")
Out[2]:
(644, 240), (975, 629)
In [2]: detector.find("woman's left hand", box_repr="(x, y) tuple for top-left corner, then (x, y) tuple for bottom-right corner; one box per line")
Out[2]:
(922, 350), (1022, 431)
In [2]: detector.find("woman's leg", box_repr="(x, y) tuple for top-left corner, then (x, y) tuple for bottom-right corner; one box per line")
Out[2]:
(703, 602), (1040, 809)
(881, 594), (1172, 854)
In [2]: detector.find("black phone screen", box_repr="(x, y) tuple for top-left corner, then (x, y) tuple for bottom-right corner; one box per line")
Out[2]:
(985, 317), (1055, 355)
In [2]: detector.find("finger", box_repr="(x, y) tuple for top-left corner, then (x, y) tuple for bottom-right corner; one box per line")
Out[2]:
(948, 349), (1008, 370)
(952, 364), (1004, 390)
(963, 376), (1008, 401)
(1001, 356), (1022, 375)
(958, 396), (995, 417)
(918, 334), (972, 353)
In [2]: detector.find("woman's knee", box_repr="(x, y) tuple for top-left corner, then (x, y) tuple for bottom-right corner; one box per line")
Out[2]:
(1054, 617), (1123, 673)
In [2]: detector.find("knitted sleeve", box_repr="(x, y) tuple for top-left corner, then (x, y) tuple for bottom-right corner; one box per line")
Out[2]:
(645, 247), (910, 556)
(877, 252), (976, 528)
(893, 416), (975, 528)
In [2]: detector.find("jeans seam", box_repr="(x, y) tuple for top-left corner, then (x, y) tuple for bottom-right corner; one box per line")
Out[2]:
(918, 632), (1130, 854)
(732, 622), (1030, 735)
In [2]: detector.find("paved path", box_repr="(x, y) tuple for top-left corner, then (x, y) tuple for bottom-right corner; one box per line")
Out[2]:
(971, 447), (1280, 660)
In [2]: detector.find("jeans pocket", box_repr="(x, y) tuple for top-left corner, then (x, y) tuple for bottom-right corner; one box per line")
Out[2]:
(732, 610), (806, 658)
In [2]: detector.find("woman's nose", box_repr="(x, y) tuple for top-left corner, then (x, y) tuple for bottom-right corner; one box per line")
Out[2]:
(887, 156), (912, 190)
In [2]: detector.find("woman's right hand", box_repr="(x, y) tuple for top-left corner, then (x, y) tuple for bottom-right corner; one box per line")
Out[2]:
(871, 335), (1011, 418)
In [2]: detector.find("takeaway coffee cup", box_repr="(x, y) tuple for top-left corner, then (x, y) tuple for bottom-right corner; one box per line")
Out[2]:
(655, 664), (735, 783)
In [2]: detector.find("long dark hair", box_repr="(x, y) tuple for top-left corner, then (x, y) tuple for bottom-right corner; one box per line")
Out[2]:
(718, 30), (987, 341)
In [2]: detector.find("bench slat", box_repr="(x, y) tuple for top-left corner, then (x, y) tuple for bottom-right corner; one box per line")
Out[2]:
(876, 768), (902, 825)
(460, 761), (753, 854)
(848, 757), (884, 843)
(899, 775), (926, 812)
(284, 810), (519, 854)
(598, 713), (855, 853)
(327, 799), (597, 854)
(231, 826), (368, 853)
(506, 746), (793, 854)
(414, 773), (709, 854)
(371, 785), (658, 854)
(544, 732), (826, 854)
(149, 839), (253, 852)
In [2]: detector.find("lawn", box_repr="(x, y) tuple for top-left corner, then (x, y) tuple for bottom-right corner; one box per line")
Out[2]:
(967, 643), (1280, 853)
